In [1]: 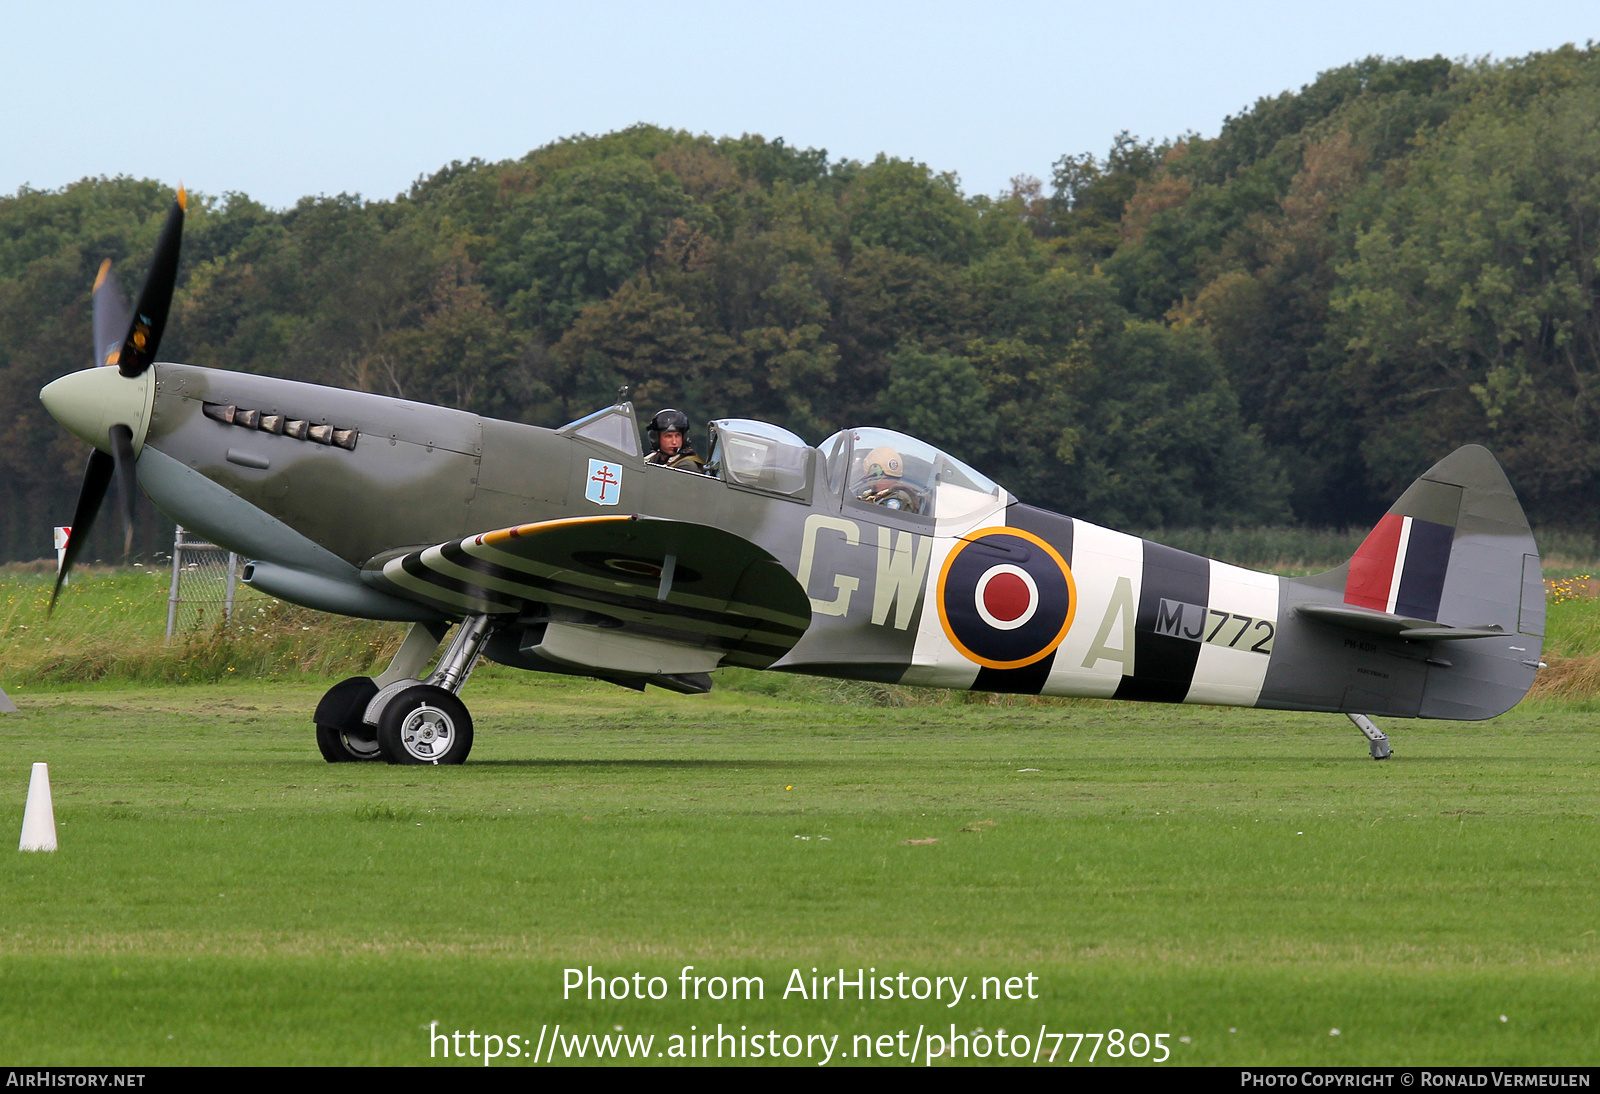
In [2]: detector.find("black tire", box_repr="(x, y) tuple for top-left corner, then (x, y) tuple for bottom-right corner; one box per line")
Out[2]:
(375, 685), (473, 765)
(313, 677), (382, 763)
(316, 721), (382, 762)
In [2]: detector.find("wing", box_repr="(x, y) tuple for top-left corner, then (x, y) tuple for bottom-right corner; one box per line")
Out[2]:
(376, 514), (812, 670)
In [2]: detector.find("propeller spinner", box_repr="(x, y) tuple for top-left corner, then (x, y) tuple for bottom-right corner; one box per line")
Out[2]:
(40, 186), (186, 612)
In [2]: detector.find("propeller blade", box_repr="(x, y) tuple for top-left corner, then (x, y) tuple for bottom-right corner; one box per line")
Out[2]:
(91, 259), (131, 369)
(117, 186), (186, 379)
(108, 423), (138, 555)
(49, 448), (115, 615)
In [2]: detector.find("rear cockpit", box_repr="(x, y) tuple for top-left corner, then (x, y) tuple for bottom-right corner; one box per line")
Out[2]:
(823, 427), (1002, 520)
(703, 419), (1003, 518)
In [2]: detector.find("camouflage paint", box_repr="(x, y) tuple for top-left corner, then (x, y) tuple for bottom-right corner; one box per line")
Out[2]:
(108, 364), (1545, 721)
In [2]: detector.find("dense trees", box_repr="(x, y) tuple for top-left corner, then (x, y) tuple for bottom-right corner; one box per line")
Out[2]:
(1095, 45), (1600, 526)
(5, 44), (1600, 562)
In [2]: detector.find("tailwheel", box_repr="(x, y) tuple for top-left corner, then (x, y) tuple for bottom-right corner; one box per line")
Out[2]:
(313, 676), (382, 763)
(1348, 713), (1392, 760)
(376, 684), (474, 765)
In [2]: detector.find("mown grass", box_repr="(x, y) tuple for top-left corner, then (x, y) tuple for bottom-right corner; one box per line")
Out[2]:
(0, 680), (1595, 1065)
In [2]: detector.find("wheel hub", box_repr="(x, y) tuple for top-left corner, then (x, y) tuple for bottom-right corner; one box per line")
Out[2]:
(399, 704), (453, 761)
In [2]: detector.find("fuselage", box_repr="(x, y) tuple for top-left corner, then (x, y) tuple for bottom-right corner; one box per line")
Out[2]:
(46, 361), (1545, 720)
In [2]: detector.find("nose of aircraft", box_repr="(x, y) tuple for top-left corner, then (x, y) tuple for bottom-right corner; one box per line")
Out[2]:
(40, 365), (155, 454)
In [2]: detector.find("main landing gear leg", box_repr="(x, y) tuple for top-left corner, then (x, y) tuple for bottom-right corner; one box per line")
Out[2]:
(1348, 713), (1391, 761)
(368, 615), (496, 766)
(313, 620), (451, 763)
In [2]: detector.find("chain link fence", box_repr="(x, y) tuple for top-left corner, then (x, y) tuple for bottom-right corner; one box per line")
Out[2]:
(165, 528), (239, 641)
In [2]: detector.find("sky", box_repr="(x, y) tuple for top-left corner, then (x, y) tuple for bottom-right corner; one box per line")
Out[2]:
(3, 1), (1596, 209)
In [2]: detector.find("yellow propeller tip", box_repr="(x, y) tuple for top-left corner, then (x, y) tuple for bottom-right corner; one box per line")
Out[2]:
(93, 258), (112, 291)
(177, 184), (187, 212)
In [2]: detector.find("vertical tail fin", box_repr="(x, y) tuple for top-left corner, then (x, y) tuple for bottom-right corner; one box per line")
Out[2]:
(1337, 445), (1541, 640)
(1275, 445), (1543, 720)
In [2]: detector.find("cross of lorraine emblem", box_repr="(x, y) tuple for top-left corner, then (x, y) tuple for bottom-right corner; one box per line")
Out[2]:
(585, 459), (622, 506)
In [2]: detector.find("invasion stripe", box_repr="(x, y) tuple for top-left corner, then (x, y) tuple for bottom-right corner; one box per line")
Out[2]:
(388, 555), (520, 614)
(1113, 540), (1211, 704)
(463, 540), (811, 631)
(391, 553), (794, 662)
(974, 651), (1056, 694)
(438, 543), (807, 642)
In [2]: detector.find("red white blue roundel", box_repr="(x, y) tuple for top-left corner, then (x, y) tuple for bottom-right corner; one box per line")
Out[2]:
(937, 528), (1076, 670)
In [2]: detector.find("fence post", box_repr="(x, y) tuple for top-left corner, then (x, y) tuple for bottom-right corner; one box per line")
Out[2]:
(224, 552), (238, 623)
(166, 525), (183, 642)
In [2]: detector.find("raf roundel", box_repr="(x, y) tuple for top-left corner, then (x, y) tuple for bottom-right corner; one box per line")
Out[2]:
(937, 528), (1076, 670)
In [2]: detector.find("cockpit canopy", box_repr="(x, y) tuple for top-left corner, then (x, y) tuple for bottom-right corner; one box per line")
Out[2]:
(823, 427), (1001, 520)
(560, 402), (1002, 517)
(706, 419), (811, 496)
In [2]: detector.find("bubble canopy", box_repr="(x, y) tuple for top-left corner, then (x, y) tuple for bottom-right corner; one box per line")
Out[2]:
(706, 418), (812, 495)
(823, 427), (1001, 520)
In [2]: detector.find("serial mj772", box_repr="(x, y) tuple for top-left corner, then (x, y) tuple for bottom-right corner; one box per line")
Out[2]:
(39, 192), (1545, 765)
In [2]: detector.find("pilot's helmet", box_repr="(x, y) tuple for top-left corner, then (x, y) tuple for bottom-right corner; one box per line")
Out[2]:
(864, 445), (903, 478)
(647, 408), (691, 450)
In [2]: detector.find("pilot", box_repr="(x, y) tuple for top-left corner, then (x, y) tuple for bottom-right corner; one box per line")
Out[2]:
(855, 444), (922, 513)
(645, 408), (705, 473)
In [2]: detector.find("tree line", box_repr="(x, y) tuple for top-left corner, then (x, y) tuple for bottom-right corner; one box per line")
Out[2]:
(4, 44), (1599, 563)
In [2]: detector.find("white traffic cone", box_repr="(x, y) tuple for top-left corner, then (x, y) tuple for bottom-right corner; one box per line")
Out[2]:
(19, 762), (57, 852)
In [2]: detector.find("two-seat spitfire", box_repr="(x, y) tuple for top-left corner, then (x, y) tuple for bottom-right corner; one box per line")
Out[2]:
(41, 194), (1546, 764)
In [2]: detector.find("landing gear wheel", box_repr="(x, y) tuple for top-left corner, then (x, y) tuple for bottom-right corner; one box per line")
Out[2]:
(376, 685), (473, 765)
(313, 677), (382, 763)
(316, 722), (382, 762)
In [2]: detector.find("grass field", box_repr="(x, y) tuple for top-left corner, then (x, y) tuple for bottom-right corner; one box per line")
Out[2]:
(2, 678), (1598, 1065)
(1, 572), (1598, 1067)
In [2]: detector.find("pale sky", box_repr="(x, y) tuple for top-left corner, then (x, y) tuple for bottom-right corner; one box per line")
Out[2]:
(3, 1), (1595, 208)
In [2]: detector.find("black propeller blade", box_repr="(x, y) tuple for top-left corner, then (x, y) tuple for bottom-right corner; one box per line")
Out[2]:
(51, 185), (187, 612)
(49, 449), (115, 615)
(91, 259), (131, 369)
(117, 186), (185, 378)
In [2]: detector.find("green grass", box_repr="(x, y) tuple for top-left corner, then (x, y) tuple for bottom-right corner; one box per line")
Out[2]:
(0, 569), (407, 687)
(1, 678), (1597, 1065)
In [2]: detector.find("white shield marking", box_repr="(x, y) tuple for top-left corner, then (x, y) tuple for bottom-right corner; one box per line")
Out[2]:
(585, 459), (623, 506)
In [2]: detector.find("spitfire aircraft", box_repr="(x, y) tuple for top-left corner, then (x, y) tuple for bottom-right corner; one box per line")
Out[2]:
(39, 193), (1547, 765)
